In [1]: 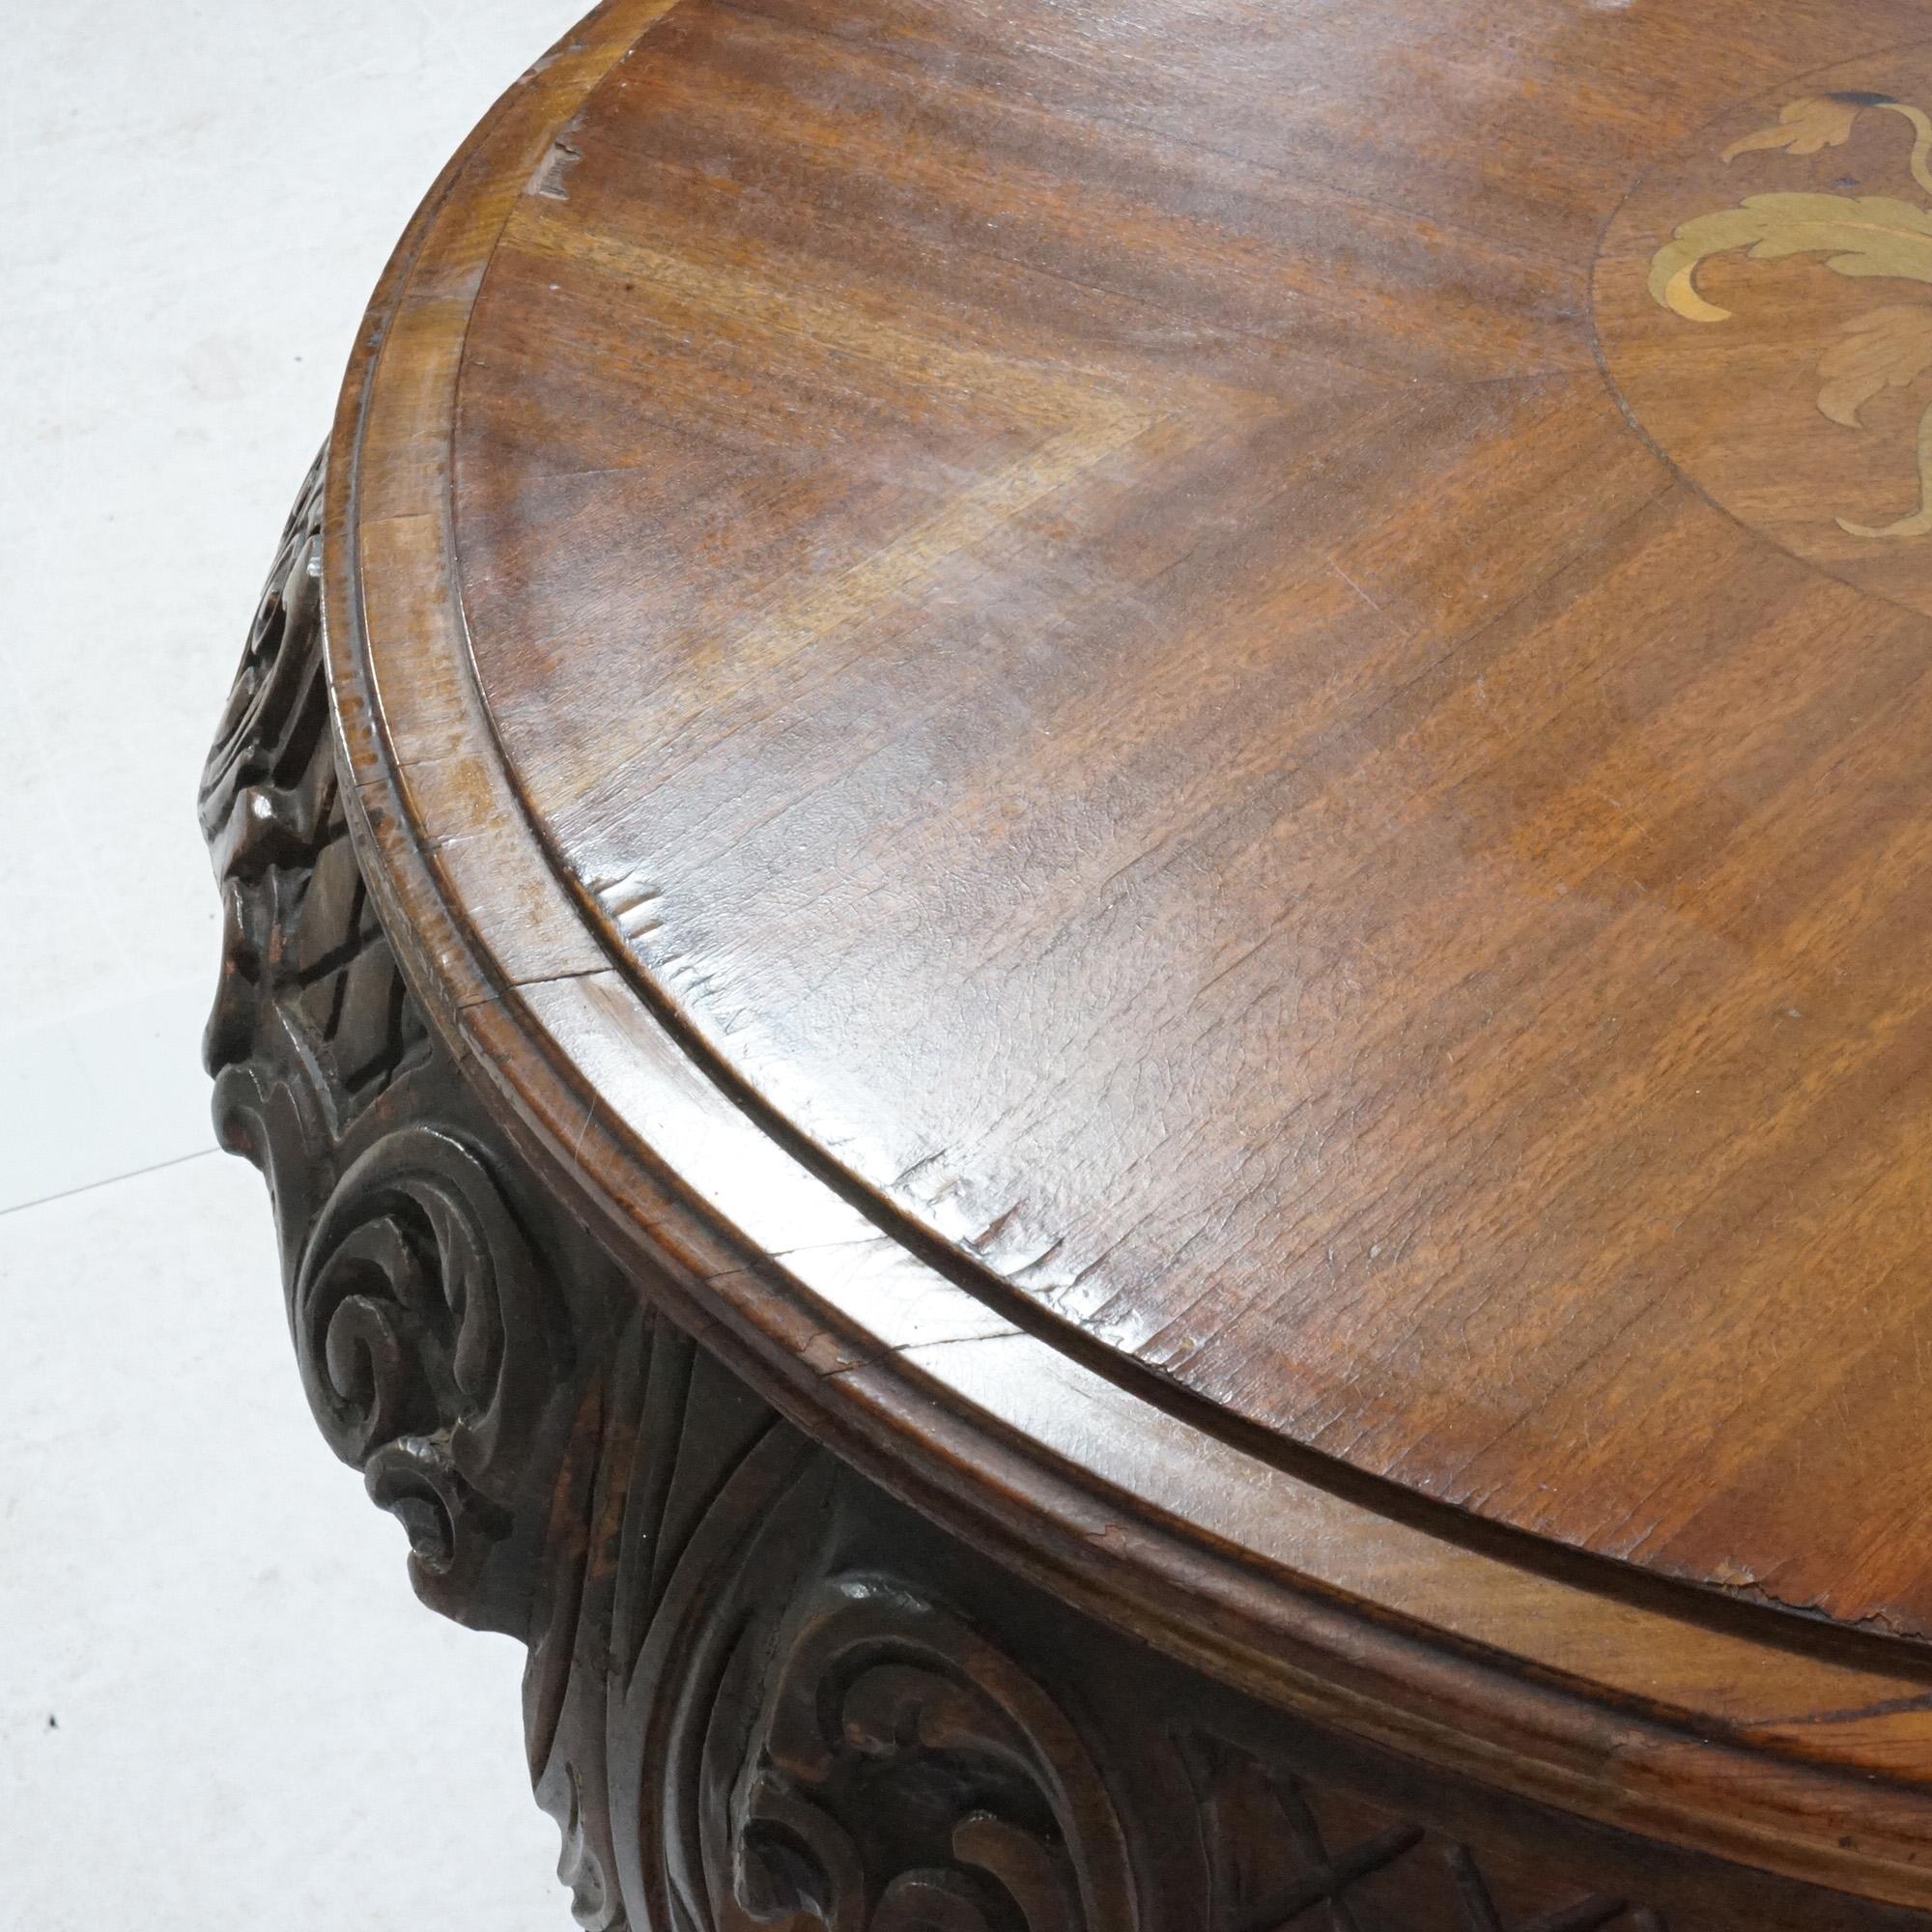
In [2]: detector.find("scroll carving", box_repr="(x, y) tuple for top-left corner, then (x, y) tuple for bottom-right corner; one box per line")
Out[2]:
(294, 1123), (567, 1626)
(205, 456), (1832, 1932)
(719, 1576), (1137, 1932)
(202, 446), (577, 1634)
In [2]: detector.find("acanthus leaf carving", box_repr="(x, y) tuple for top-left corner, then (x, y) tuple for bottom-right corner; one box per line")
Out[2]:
(717, 1575), (1137, 1932)
(207, 456), (1790, 1932)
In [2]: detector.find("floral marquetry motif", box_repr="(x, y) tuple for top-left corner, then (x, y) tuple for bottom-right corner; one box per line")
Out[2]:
(206, 0), (1932, 1920)
(1596, 44), (1932, 610)
(1644, 88), (1932, 538)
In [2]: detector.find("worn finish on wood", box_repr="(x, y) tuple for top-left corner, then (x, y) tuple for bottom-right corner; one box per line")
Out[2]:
(448, 0), (1932, 1645)
(208, 484), (1932, 1926)
(203, 0), (1932, 1918)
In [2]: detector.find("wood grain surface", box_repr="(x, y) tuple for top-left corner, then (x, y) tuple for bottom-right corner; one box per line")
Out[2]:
(445, 0), (1932, 1634)
(325, 0), (1932, 1899)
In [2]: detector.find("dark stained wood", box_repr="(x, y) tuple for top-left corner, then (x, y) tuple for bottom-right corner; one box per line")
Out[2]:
(202, 0), (1932, 1913)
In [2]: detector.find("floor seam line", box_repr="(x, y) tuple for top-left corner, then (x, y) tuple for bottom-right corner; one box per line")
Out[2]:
(0, 1147), (220, 1222)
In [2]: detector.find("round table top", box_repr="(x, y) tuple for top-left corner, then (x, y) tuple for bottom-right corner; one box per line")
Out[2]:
(328, 0), (1932, 1892)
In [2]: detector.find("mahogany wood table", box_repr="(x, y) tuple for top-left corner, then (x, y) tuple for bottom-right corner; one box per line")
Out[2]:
(202, 1), (1932, 1922)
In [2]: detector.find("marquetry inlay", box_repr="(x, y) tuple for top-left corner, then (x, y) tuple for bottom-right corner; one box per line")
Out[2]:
(1596, 50), (1932, 613)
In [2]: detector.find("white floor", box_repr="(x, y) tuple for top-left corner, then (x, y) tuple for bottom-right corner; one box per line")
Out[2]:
(1, 4), (591, 1924)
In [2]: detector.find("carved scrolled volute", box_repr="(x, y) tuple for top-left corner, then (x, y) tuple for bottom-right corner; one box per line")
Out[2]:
(293, 1123), (566, 1630)
(203, 449), (583, 1640)
(719, 1576), (1139, 1932)
(208, 458), (1728, 1932)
